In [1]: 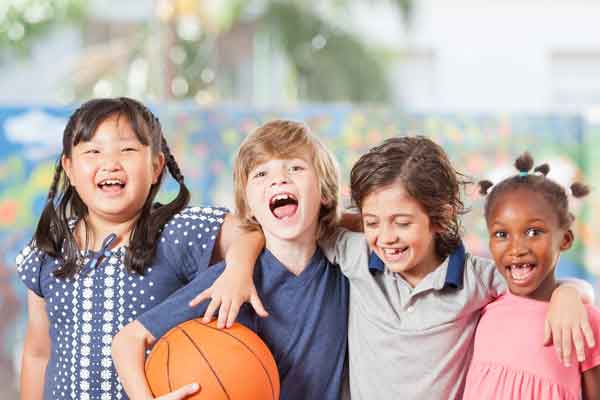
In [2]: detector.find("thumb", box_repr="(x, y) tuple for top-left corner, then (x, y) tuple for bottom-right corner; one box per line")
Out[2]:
(161, 383), (200, 399)
(250, 293), (269, 318)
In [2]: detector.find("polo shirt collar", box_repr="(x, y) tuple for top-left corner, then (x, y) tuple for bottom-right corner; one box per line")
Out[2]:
(368, 242), (466, 290)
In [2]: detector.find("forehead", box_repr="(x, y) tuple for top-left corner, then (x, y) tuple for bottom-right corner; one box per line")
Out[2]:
(362, 183), (427, 218)
(489, 189), (558, 223)
(246, 150), (313, 172)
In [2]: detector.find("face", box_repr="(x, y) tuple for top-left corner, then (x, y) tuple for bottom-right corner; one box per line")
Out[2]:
(361, 182), (441, 285)
(245, 157), (324, 246)
(487, 189), (573, 301)
(62, 114), (165, 225)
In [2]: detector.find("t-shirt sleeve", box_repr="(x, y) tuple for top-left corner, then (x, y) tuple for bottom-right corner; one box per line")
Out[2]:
(581, 305), (600, 372)
(319, 228), (371, 278)
(137, 262), (226, 340)
(15, 240), (46, 297)
(156, 206), (228, 283)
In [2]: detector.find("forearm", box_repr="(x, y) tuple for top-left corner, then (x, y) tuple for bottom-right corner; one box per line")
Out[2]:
(224, 229), (264, 273)
(20, 352), (48, 400)
(112, 321), (155, 400)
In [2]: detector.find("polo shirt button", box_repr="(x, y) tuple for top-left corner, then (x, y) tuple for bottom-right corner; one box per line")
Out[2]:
(406, 306), (415, 313)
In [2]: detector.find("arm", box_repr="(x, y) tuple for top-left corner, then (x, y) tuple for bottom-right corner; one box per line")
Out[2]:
(582, 365), (600, 400)
(112, 322), (199, 400)
(339, 211), (362, 232)
(191, 213), (267, 328)
(20, 290), (50, 400)
(545, 280), (596, 367)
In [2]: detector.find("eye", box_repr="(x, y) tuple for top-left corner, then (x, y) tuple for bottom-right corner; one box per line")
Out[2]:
(84, 149), (100, 154)
(395, 221), (410, 228)
(526, 228), (542, 237)
(253, 170), (266, 179)
(363, 220), (378, 229)
(122, 147), (138, 152)
(289, 165), (305, 173)
(493, 231), (507, 239)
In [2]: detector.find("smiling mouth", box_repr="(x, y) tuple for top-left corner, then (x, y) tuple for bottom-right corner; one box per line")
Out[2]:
(381, 246), (409, 260)
(507, 263), (536, 281)
(97, 178), (126, 191)
(269, 193), (298, 219)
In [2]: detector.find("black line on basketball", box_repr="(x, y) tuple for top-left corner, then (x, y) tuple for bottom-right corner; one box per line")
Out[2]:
(192, 320), (276, 400)
(178, 325), (231, 399)
(166, 340), (173, 393)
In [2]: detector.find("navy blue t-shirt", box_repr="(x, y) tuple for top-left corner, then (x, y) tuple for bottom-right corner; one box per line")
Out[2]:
(16, 206), (227, 400)
(138, 247), (349, 400)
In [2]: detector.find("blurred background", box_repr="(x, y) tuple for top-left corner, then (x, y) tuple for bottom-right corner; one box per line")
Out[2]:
(2, 0), (600, 397)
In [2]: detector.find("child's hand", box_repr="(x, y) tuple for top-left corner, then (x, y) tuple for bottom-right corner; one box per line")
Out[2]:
(189, 268), (269, 329)
(154, 383), (199, 399)
(544, 285), (596, 367)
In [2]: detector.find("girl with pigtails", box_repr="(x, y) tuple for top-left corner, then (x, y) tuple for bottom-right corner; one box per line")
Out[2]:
(17, 97), (261, 400)
(464, 153), (600, 399)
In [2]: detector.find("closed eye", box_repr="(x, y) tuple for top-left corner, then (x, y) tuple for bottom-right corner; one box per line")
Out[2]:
(122, 147), (138, 152)
(84, 149), (100, 154)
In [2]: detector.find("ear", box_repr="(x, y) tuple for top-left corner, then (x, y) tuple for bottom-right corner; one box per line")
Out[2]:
(61, 155), (74, 186)
(559, 229), (574, 252)
(152, 152), (166, 184)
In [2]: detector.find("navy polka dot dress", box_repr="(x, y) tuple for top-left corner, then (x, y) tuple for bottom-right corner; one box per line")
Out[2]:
(17, 206), (227, 400)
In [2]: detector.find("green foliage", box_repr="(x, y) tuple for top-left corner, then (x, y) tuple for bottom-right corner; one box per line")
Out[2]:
(0, 0), (86, 59)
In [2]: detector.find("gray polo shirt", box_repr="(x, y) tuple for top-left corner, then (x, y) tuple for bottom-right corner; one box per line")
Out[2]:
(322, 229), (505, 400)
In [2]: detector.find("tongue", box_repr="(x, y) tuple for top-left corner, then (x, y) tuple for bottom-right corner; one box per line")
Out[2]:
(273, 204), (297, 219)
(101, 184), (123, 193)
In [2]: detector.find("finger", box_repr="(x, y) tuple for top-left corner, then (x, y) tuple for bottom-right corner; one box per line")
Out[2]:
(543, 319), (552, 346)
(250, 294), (269, 318)
(553, 325), (563, 364)
(226, 301), (241, 328)
(562, 326), (572, 367)
(189, 289), (211, 307)
(217, 300), (231, 329)
(581, 319), (596, 349)
(571, 326), (585, 362)
(202, 298), (221, 324)
(161, 383), (200, 399)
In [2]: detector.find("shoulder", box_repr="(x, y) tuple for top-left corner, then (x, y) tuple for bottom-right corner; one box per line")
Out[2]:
(16, 240), (57, 297)
(320, 228), (370, 277)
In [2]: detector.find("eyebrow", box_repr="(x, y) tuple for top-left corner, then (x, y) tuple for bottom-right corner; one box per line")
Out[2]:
(362, 213), (413, 218)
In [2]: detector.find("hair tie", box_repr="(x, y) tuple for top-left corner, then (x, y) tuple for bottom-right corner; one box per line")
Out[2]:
(518, 171), (528, 177)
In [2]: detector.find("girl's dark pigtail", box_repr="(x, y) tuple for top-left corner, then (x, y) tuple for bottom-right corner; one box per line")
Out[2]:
(34, 159), (65, 256)
(514, 152), (534, 173)
(478, 180), (494, 195)
(571, 182), (590, 198)
(533, 163), (550, 176)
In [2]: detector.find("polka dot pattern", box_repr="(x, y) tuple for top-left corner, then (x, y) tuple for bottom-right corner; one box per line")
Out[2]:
(16, 206), (227, 399)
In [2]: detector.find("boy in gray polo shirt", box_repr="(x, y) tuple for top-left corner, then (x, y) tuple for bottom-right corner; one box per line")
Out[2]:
(320, 136), (594, 399)
(196, 135), (594, 399)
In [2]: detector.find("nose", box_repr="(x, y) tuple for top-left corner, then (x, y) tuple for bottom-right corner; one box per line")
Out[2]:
(508, 235), (529, 258)
(379, 223), (398, 244)
(270, 167), (289, 187)
(100, 152), (123, 173)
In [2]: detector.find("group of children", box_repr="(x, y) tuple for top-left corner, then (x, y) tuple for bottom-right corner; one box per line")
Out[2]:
(16, 96), (600, 399)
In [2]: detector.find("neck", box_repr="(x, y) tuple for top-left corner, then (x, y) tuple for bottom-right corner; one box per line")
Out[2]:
(76, 212), (140, 251)
(524, 272), (558, 302)
(264, 235), (317, 276)
(397, 248), (443, 288)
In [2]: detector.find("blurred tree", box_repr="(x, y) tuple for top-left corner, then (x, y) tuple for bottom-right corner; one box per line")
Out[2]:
(0, 0), (86, 58)
(0, 0), (412, 104)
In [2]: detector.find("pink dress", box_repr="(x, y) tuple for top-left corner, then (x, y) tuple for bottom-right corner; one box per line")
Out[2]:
(464, 292), (600, 400)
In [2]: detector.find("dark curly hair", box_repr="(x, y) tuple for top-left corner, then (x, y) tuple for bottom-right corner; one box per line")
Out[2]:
(351, 136), (470, 261)
(479, 152), (589, 229)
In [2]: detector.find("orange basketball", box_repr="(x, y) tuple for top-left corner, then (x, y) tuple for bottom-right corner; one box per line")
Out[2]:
(145, 319), (280, 400)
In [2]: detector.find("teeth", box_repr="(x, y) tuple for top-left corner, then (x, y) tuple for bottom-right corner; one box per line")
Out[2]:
(271, 193), (294, 203)
(100, 179), (124, 185)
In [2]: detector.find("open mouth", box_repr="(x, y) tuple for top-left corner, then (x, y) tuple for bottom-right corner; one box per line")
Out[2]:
(97, 178), (126, 192)
(269, 193), (298, 219)
(380, 246), (409, 262)
(506, 263), (536, 282)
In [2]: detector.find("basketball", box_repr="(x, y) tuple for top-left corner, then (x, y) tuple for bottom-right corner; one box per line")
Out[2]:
(145, 319), (280, 400)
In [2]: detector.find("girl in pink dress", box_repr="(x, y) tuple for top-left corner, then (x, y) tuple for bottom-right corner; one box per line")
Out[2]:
(464, 153), (600, 400)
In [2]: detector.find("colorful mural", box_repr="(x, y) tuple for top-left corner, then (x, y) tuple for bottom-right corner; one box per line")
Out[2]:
(0, 104), (596, 394)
